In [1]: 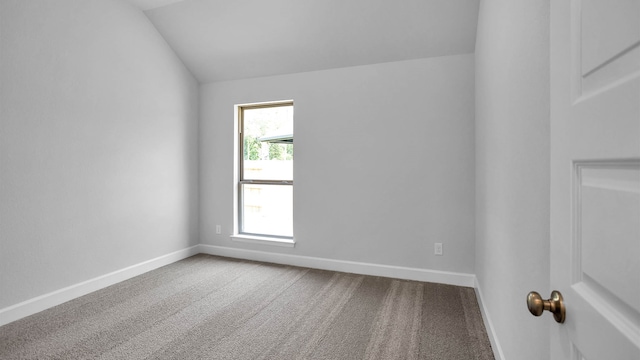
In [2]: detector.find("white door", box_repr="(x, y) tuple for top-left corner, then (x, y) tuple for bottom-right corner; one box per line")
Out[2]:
(550, 0), (640, 359)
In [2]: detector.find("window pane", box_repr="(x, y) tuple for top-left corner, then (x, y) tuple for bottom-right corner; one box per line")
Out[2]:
(242, 105), (293, 181)
(241, 184), (293, 237)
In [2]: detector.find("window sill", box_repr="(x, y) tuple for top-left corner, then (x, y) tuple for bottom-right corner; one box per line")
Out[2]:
(230, 234), (295, 248)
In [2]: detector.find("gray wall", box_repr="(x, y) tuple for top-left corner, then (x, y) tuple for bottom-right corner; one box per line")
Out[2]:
(0, 0), (199, 309)
(475, 0), (550, 359)
(200, 54), (476, 274)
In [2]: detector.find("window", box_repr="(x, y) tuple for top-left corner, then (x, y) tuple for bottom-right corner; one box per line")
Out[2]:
(236, 102), (293, 243)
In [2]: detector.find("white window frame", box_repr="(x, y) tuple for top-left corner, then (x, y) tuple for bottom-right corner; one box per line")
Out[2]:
(232, 100), (295, 247)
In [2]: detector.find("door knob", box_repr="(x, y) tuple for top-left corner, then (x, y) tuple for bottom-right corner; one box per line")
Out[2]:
(526, 290), (565, 323)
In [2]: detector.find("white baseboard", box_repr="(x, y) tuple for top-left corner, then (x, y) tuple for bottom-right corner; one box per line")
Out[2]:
(0, 246), (200, 327)
(474, 277), (505, 360)
(197, 244), (476, 288)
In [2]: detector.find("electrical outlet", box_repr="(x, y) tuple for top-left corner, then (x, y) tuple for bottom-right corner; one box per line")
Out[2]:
(216, 225), (221, 234)
(434, 243), (443, 256)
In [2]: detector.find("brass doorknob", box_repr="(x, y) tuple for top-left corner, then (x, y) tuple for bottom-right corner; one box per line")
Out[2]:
(526, 290), (565, 323)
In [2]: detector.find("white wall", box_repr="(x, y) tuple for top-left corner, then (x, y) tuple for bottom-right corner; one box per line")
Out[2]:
(0, 0), (199, 310)
(200, 54), (476, 275)
(475, 0), (550, 359)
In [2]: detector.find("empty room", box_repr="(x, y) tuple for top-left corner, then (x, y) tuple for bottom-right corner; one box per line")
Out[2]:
(1, 0), (638, 359)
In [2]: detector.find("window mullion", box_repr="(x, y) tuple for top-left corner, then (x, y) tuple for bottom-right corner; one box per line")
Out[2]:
(239, 180), (293, 185)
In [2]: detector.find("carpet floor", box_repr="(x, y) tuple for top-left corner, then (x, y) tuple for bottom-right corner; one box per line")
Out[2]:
(0, 254), (494, 359)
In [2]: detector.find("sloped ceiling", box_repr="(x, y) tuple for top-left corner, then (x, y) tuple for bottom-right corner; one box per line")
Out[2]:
(128, 0), (479, 83)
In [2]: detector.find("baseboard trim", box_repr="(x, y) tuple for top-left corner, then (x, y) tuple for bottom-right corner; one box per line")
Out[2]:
(197, 244), (476, 288)
(474, 277), (505, 360)
(0, 246), (200, 327)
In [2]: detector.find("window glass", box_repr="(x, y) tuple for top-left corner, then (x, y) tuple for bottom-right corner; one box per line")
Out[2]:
(240, 183), (293, 237)
(242, 105), (293, 181)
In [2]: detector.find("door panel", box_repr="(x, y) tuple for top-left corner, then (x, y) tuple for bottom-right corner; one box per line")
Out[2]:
(551, 0), (640, 359)
(577, 162), (640, 312)
(570, 161), (640, 360)
(576, 0), (640, 96)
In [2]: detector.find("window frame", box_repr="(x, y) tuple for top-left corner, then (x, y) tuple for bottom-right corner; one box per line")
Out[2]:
(235, 101), (294, 243)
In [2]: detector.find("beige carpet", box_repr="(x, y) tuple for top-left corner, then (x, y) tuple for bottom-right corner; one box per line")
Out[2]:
(0, 254), (494, 359)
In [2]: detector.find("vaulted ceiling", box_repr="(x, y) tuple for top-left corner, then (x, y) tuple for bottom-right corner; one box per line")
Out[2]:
(127, 0), (479, 83)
